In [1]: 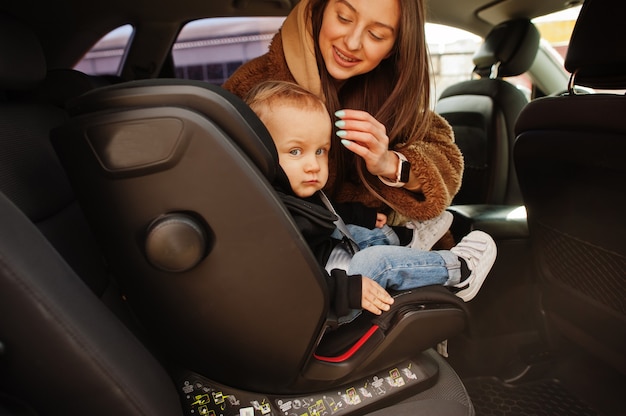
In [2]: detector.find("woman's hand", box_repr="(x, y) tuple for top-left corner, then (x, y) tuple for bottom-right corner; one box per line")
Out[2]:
(335, 109), (398, 179)
(361, 277), (394, 315)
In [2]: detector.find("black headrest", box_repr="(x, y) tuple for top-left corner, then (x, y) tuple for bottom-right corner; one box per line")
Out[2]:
(565, 0), (626, 90)
(473, 18), (539, 78)
(0, 13), (46, 90)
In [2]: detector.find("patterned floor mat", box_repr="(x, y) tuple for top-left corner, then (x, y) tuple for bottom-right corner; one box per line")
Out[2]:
(464, 377), (602, 416)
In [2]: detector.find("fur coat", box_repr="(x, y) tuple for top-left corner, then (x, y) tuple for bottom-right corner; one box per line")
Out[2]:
(223, 0), (463, 247)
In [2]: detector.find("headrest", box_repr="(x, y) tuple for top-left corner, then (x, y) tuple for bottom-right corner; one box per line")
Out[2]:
(26, 69), (118, 108)
(473, 18), (539, 78)
(565, 0), (626, 90)
(0, 13), (46, 90)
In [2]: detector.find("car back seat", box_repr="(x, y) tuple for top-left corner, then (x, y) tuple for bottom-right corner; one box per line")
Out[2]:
(0, 12), (185, 415)
(0, 18), (118, 296)
(436, 18), (539, 207)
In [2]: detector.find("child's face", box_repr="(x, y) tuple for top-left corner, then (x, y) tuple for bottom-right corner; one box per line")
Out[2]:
(263, 103), (332, 198)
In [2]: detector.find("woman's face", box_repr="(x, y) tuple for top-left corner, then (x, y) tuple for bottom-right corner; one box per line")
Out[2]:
(318, 0), (400, 81)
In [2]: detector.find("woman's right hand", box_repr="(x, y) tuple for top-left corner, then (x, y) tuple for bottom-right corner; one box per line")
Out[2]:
(335, 109), (398, 180)
(361, 276), (394, 315)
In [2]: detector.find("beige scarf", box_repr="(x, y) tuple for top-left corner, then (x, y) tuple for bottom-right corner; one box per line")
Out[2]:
(281, 0), (323, 98)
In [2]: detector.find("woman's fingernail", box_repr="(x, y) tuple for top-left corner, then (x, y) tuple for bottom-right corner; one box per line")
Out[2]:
(336, 130), (347, 137)
(335, 120), (345, 128)
(341, 139), (351, 147)
(335, 110), (345, 118)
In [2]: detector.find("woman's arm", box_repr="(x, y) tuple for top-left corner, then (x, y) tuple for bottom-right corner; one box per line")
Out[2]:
(335, 110), (463, 220)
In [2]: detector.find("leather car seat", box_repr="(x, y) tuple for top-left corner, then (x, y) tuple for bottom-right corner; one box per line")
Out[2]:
(0, 12), (185, 415)
(514, 0), (626, 374)
(437, 18), (539, 206)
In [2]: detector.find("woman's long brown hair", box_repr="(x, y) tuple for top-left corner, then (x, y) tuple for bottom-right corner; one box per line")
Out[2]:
(308, 0), (433, 198)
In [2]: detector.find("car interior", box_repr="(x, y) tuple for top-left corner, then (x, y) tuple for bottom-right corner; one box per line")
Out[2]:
(0, 0), (624, 415)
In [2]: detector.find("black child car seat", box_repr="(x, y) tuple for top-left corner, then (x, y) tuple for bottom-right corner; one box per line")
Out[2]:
(52, 79), (470, 398)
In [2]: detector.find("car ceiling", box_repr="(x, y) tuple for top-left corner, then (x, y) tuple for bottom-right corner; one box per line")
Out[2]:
(1, 0), (583, 70)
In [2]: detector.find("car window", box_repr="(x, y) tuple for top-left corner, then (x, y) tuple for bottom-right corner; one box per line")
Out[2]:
(76, 9), (583, 97)
(532, 6), (581, 63)
(74, 24), (133, 75)
(173, 17), (285, 85)
(425, 24), (481, 101)
(171, 18), (484, 97)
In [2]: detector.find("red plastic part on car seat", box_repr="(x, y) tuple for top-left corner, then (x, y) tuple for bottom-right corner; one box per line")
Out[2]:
(313, 325), (380, 363)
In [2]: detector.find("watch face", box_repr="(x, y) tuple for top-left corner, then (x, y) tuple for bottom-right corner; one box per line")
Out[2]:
(400, 160), (411, 183)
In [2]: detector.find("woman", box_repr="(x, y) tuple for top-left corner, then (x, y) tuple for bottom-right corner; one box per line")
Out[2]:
(224, 0), (463, 247)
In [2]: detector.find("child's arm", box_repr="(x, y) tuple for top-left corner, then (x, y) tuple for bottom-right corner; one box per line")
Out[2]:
(375, 212), (388, 229)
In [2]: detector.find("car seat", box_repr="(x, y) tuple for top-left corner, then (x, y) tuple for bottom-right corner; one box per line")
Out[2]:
(52, 78), (471, 396)
(514, 0), (626, 374)
(436, 18), (539, 206)
(0, 12), (185, 415)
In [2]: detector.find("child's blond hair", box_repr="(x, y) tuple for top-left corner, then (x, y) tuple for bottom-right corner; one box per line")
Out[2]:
(243, 80), (328, 122)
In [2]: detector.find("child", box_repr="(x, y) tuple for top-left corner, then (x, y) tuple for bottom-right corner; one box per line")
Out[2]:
(244, 80), (496, 322)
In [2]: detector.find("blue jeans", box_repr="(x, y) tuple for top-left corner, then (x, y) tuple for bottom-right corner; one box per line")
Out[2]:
(346, 224), (400, 249)
(338, 245), (461, 325)
(348, 246), (461, 289)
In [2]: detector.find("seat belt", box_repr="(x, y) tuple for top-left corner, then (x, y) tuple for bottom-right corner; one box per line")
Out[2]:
(318, 191), (360, 273)
(318, 191), (359, 254)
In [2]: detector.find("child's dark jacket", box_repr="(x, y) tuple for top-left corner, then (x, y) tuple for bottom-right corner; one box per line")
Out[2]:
(273, 170), (373, 318)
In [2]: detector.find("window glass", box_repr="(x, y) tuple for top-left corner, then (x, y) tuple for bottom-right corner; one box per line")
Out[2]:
(74, 24), (133, 75)
(76, 9), (585, 95)
(172, 18), (485, 97)
(173, 17), (285, 86)
(425, 24), (481, 101)
(532, 6), (581, 63)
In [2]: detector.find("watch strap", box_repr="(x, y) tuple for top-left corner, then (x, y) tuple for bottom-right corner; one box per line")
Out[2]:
(378, 151), (410, 187)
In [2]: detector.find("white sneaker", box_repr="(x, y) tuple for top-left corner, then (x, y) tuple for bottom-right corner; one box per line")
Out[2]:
(450, 230), (497, 301)
(406, 211), (453, 251)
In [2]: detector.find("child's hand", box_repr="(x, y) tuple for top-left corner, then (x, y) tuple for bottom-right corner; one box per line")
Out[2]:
(375, 212), (387, 228)
(361, 277), (394, 315)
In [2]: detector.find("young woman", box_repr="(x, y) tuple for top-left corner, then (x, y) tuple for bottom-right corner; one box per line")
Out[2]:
(225, 0), (464, 248)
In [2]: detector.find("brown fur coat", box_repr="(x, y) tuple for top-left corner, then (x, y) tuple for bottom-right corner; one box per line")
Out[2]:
(224, 3), (463, 247)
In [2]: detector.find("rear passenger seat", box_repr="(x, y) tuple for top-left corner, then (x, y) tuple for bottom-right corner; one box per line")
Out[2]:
(0, 16), (119, 297)
(0, 12), (185, 415)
